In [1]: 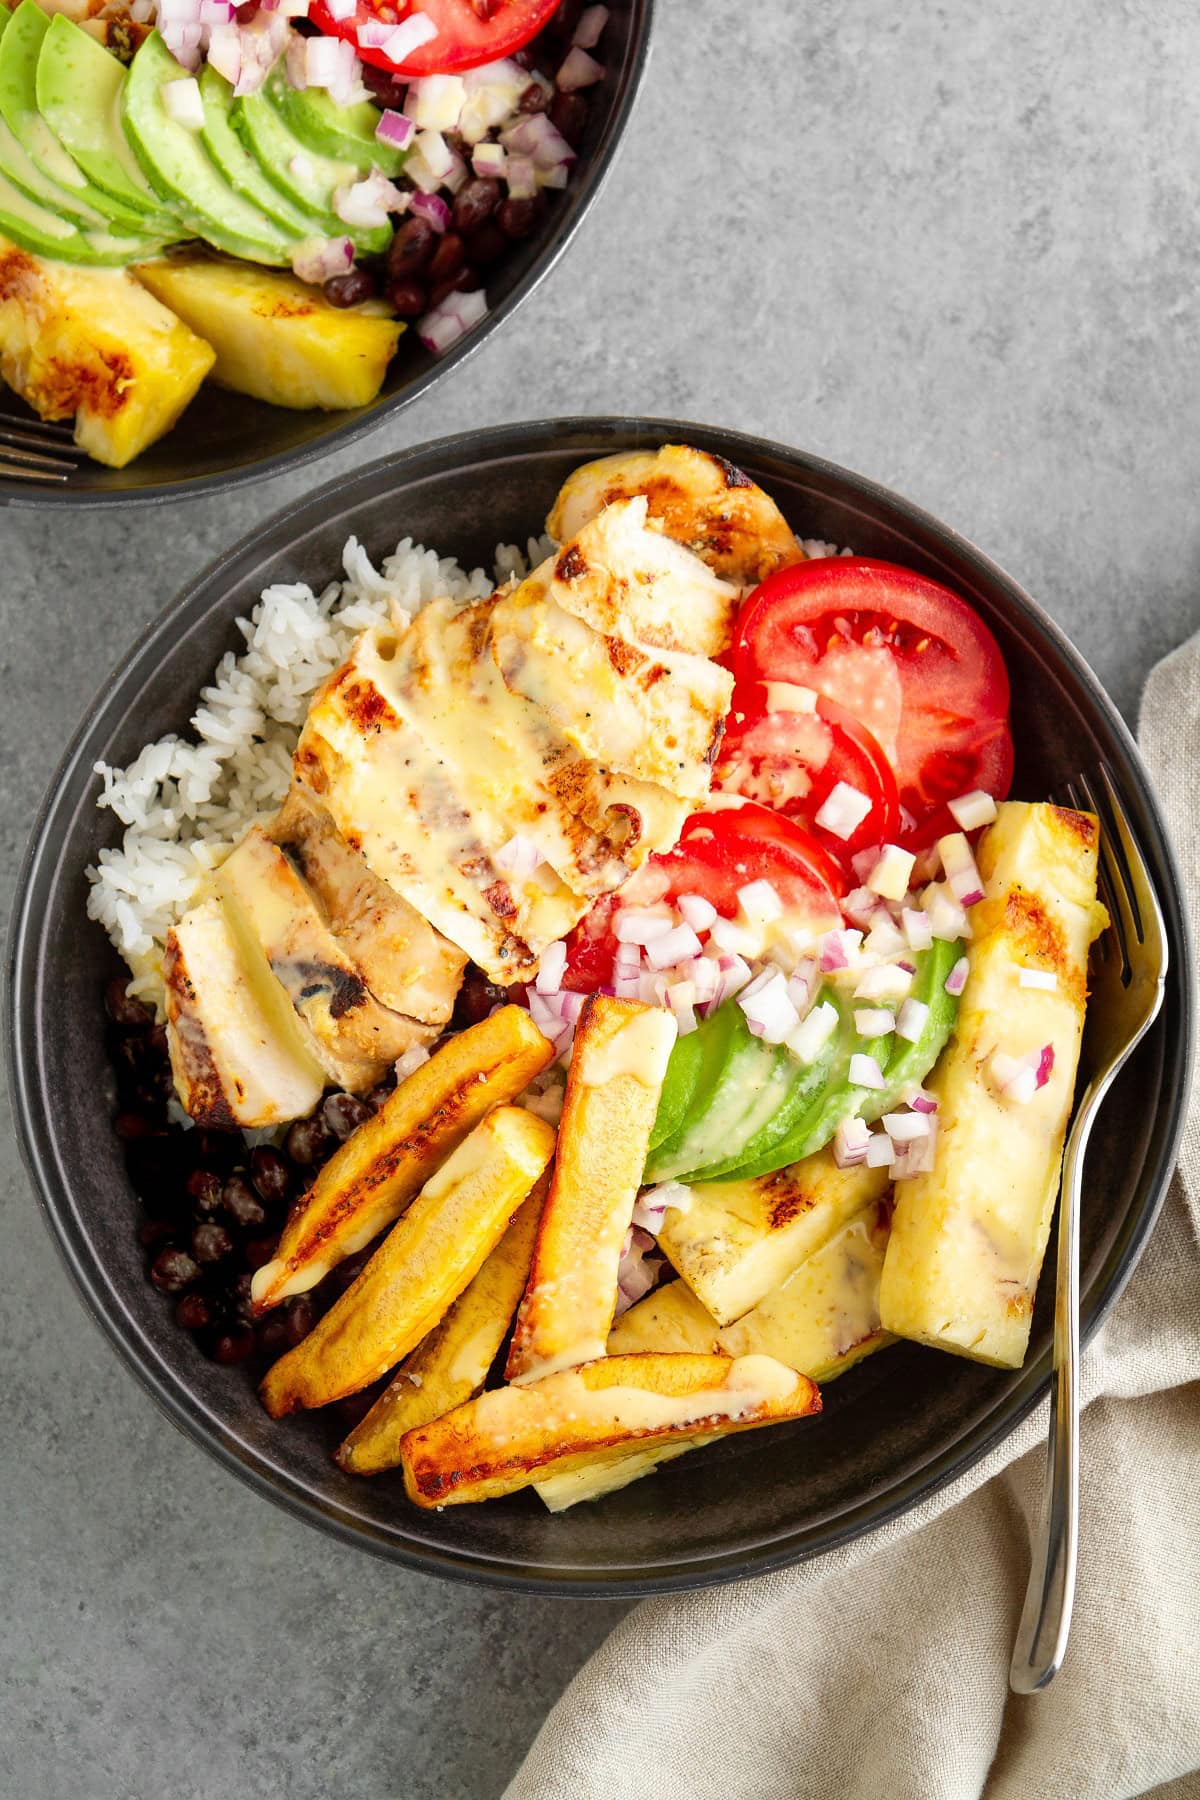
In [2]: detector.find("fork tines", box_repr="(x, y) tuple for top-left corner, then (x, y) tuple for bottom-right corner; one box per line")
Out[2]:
(0, 416), (80, 485)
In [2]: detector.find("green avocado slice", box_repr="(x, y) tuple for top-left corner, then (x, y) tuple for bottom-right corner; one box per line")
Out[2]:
(872, 935), (963, 1109)
(644, 1001), (744, 1181)
(198, 65), (326, 236)
(123, 33), (296, 266)
(232, 66), (392, 255)
(0, 156), (156, 262)
(646, 1006), (794, 1186)
(0, 2), (149, 231)
(274, 72), (406, 176)
(35, 14), (180, 232)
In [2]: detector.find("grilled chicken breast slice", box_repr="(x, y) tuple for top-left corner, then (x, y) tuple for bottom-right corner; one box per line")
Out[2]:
(164, 897), (325, 1129)
(297, 625), (585, 982)
(269, 783), (464, 1027)
(216, 826), (435, 1092)
(547, 443), (804, 595)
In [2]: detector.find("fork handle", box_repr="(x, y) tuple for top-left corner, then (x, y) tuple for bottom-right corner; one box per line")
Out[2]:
(1008, 1104), (1090, 1693)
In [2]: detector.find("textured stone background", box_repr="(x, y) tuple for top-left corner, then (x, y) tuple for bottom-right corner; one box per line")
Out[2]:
(3, 3), (1199, 1795)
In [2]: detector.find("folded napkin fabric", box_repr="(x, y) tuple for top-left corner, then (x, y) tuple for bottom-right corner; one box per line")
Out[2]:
(506, 632), (1200, 1800)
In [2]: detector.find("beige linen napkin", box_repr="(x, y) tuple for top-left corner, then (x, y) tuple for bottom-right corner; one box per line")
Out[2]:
(506, 636), (1200, 1800)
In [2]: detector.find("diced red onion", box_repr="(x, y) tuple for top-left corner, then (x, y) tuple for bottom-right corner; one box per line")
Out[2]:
(289, 234), (354, 283)
(867, 843), (916, 902)
(613, 906), (673, 946)
(815, 781), (873, 841)
(948, 788), (998, 831)
(676, 892), (717, 933)
(842, 886), (879, 928)
(501, 110), (576, 169)
(854, 963), (912, 1002)
(864, 916), (907, 959)
(865, 1132), (894, 1168)
(882, 1109), (931, 1142)
(573, 4), (609, 49)
(376, 108), (415, 151)
(285, 31), (309, 87)
(535, 940), (567, 995)
(667, 983), (697, 1036)
(689, 956), (720, 1005)
(738, 969), (798, 1045)
(945, 955), (970, 997)
(205, 23), (241, 80)
(833, 1116), (872, 1168)
(199, 0), (234, 23)
(357, 16), (393, 46)
(394, 1044), (430, 1082)
(336, 170), (408, 227)
(442, 148), (469, 193)
(924, 882), (970, 944)
(1036, 1043), (1055, 1087)
(895, 997), (930, 1042)
(407, 73), (467, 131)
(849, 1052), (886, 1091)
(902, 906), (933, 952)
(738, 878), (784, 929)
(494, 833), (542, 878)
(990, 1044), (1053, 1104)
(163, 77), (205, 130)
(559, 989), (586, 1024)
(324, 0), (356, 17)
(709, 915), (760, 957)
(645, 923), (704, 971)
(907, 1087), (939, 1114)
(290, 151), (315, 181)
(787, 999), (838, 1063)
(854, 1007), (894, 1037)
(1018, 966), (1058, 991)
(938, 831), (985, 907)
(818, 927), (861, 973)
(711, 953), (752, 1006)
(463, 55), (528, 93)
(472, 141), (507, 178)
(786, 961), (816, 1014)
(613, 975), (640, 999)
(556, 46), (605, 90)
(614, 941), (641, 974)
(304, 33), (345, 85)
(850, 844), (882, 884)
(382, 11), (438, 60)
(409, 189), (450, 232)
(505, 153), (538, 199)
(412, 128), (454, 180)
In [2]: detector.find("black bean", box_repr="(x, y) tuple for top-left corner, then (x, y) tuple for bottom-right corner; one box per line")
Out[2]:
(365, 1075), (397, 1110)
(518, 80), (550, 114)
(453, 178), (501, 234)
(221, 1174), (267, 1230)
(324, 267), (377, 308)
(186, 1169), (224, 1216)
(243, 1235), (279, 1272)
(150, 1247), (199, 1293)
(335, 1390), (377, 1431)
(284, 1296), (317, 1347)
(360, 61), (407, 108)
(428, 230), (467, 285)
(249, 1146), (291, 1204)
(546, 0), (583, 48)
(231, 1271), (257, 1324)
(256, 1315), (291, 1359)
(464, 219), (509, 268)
(322, 1092), (373, 1142)
(175, 1292), (213, 1332)
(114, 1110), (158, 1141)
(284, 1115), (334, 1168)
(497, 195), (541, 240)
(387, 215), (436, 281)
(549, 90), (588, 148)
(209, 1326), (256, 1365)
(429, 265), (479, 309)
(105, 978), (154, 1030)
(138, 1219), (176, 1250)
(386, 277), (428, 319)
(453, 965), (511, 1028)
(192, 1221), (234, 1265)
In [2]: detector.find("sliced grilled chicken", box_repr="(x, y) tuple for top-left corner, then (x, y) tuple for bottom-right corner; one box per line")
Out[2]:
(269, 783), (464, 1027)
(164, 897), (325, 1129)
(389, 596), (690, 896)
(296, 624), (585, 982)
(216, 826), (435, 1092)
(490, 590), (733, 799)
(547, 442), (805, 595)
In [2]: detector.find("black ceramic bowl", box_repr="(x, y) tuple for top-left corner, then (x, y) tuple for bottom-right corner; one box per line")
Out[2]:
(8, 418), (1193, 1593)
(0, 9), (651, 508)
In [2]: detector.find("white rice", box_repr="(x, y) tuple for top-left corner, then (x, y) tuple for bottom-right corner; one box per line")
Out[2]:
(86, 529), (554, 1008)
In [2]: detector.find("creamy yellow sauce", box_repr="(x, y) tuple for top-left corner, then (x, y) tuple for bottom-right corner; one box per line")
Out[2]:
(578, 1007), (678, 1088)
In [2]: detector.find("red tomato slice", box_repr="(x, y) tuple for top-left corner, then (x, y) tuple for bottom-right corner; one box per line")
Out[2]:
(732, 558), (1013, 828)
(562, 804), (844, 992)
(713, 687), (900, 863)
(309, 0), (561, 76)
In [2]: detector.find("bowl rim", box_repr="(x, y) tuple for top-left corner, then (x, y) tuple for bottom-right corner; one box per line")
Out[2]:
(7, 414), (1195, 1594)
(0, 5), (654, 513)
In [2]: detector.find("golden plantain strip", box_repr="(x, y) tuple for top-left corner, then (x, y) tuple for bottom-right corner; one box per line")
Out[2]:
(260, 1107), (556, 1416)
(505, 996), (677, 1383)
(251, 1005), (553, 1312)
(879, 803), (1107, 1369)
(533, 1437), (717, 1513)
(335, 1174), (548, 1474)
(401, 1352), (821, 1508)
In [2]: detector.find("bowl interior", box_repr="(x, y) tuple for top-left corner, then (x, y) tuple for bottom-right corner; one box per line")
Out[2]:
(0, 4), (649, 506)
(10, 419), (1192, 1591)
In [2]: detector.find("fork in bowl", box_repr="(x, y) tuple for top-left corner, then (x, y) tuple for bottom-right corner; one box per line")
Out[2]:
(1009, 765), (1169, 1693)
(0, 411), (80, 485)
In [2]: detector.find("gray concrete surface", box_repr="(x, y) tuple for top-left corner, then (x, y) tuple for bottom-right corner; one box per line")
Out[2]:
(3, 2), (1200, 1796)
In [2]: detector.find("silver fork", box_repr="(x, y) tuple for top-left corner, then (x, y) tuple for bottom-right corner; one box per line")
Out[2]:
(0, 412), (81, 485)
(1009, 764), (1168, 1693)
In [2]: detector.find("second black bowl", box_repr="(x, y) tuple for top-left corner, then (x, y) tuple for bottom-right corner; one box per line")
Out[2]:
(8, 417), (1193, 1591)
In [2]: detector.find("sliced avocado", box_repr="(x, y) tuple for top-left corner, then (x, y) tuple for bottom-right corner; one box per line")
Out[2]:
(646, 1006), (794, 1186)
(233, 67), (392, 254)
(683, 986), (846, 1183)
(873, 936), (962, 1108)
(0, 2), (149, 230)
(0, 157), (156, 261)
(647, 1025), (707, 1156)
(274, 72), (406, 177)
(644, 1001), (743, 1180)
(123, 33), (296, 266)
(198, 65), (324, 237)
(35, 14), (180, 232)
